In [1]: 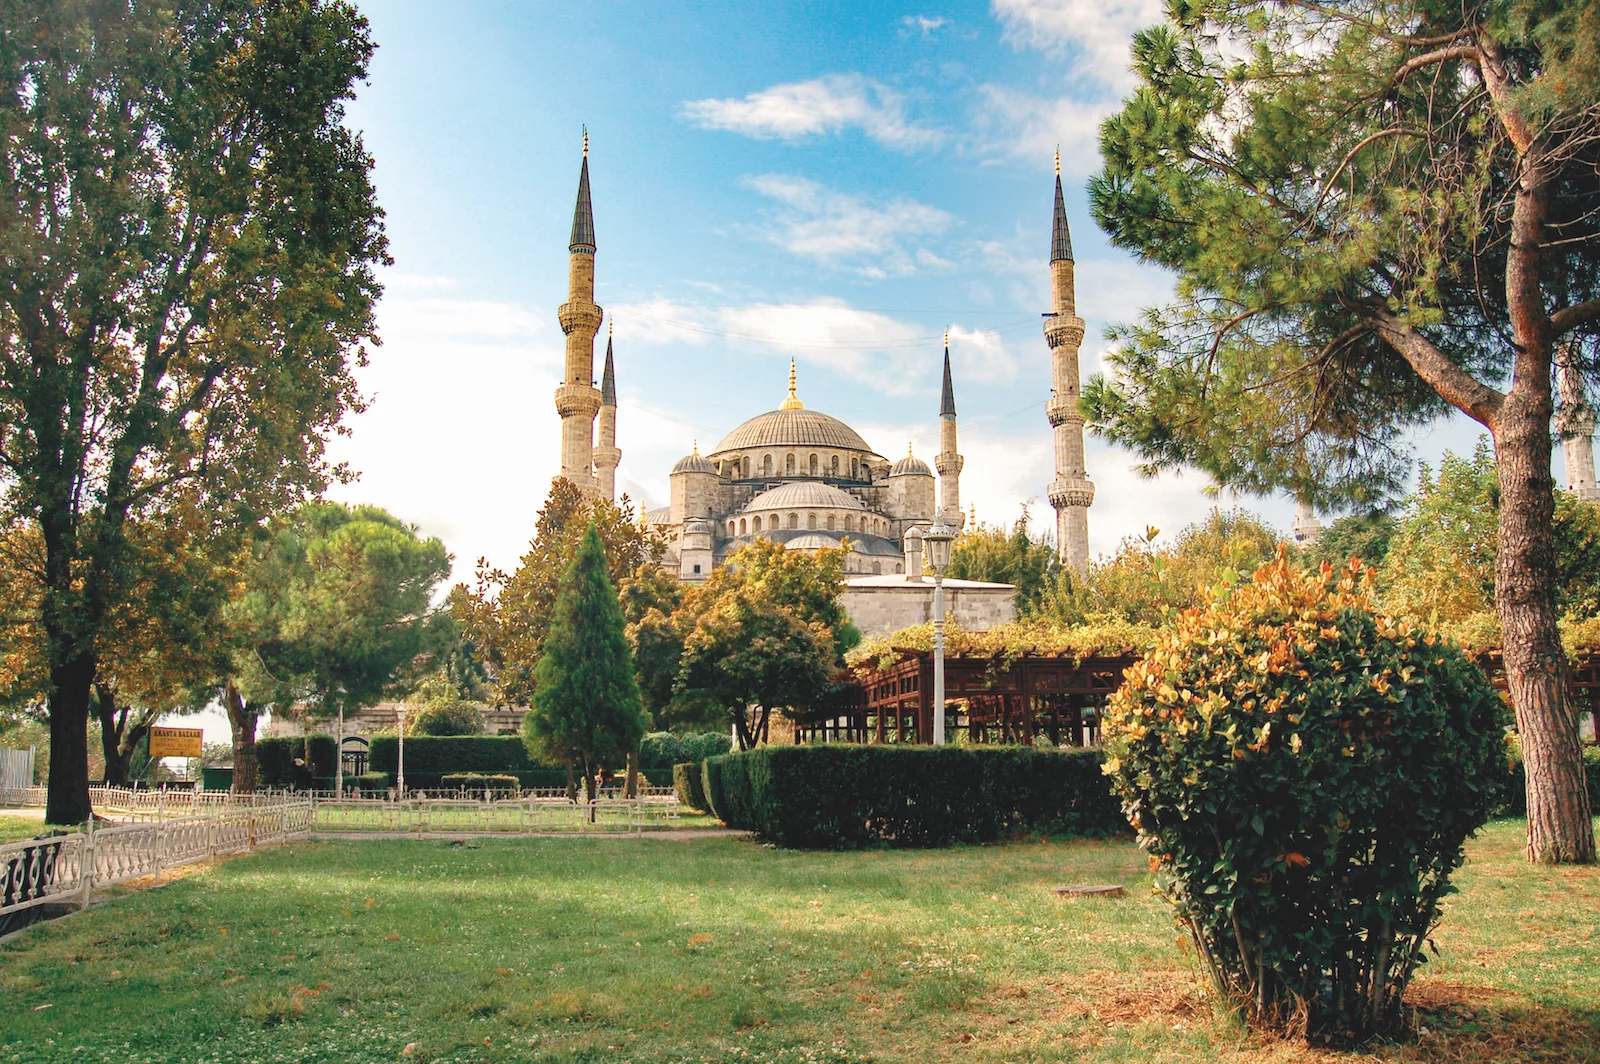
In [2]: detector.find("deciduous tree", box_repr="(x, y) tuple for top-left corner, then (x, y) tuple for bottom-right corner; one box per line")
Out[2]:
(0, 0), (387, 822)
(1086, 0), (1600, 861)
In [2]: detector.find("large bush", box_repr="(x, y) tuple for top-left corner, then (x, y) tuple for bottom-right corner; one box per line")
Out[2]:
(1102, 553), (1508, 1044)
(700, 745), (1122, 848)
(256, 735), (336, 789)
(680, 732), (732, 762)
(409, 700), (484, 737)
(638, 732), (688, 769)
(673, 762), (709, 812)
(369, 735), (530, 776)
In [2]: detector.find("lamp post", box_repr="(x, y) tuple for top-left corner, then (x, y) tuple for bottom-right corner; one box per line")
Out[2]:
(921, 521), (955, 746)
(395, 704), (407, 797)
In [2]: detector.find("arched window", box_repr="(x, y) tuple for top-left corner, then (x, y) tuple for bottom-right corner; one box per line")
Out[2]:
(740, 518), (747, 535)
(851, 458), (859, 479)
(772, 513), (780, 529)
(895, 563), (903, 574)
(807, 513), (817, 530)
(872, 562), (882, 575)
(785, 453), (796, 475)
(809, 454), (819, 476)
(826, 514), (836, 530)
(845, 515), (855, 531)
(752, 516), (761, 533)
(830, 455), (840, 476)
(788, 513), (799, 529)
(762, 454), (773, 477)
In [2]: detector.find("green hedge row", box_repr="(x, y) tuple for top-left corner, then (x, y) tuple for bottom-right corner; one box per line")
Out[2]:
(700, 745), (1125, 849)
(368, 735), (533, 776)
(441, 773), (520, 794)
(256, 736), (336, 788)
(674, 762), (709, 812)
(639, 732), (734, 773)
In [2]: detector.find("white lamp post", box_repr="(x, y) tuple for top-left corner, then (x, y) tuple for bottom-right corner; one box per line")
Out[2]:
(395, 704), (407, 797)
(921, 521), (955, 746)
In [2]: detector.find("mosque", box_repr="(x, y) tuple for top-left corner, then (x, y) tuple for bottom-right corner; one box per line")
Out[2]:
(546, 135), (1097, 633)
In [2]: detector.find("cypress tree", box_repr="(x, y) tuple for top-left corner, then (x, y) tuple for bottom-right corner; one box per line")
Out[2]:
(528, 524), (647, 804)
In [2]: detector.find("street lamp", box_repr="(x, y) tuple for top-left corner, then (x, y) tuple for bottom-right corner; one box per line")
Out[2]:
(394, 704), (407, 798)
(921, 521), (955, 746)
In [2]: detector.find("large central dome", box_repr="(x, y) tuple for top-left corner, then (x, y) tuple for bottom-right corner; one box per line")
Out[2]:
(710, 407), (876, 456)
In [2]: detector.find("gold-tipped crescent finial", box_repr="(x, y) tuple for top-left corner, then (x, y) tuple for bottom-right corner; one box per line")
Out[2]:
(692, 439), (699, 456)
(944, 327), (949, 348)
(1055, 145), (1060, 176)
(583, 126), (589, 157)
(609, 319), (613, 337)
(780, 358), (804, 410)
(907, 441), (915, 457)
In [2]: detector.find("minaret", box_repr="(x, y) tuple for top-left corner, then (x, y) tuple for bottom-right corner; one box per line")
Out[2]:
(935, 329), (965, 529)
(1044, 149), (1094, 573)
(594, 321), (621, 502)
(554, 129), (604, 494)
(1291, 499), (1323, 544)
(1558, 344), (1599, 503)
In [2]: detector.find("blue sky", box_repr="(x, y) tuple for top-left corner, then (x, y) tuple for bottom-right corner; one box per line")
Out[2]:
(323, 0), (1491, 583)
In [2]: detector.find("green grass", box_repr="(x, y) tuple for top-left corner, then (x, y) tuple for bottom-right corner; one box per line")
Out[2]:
(1, 820), (1596, 1064)
(0, 815), (50, 843)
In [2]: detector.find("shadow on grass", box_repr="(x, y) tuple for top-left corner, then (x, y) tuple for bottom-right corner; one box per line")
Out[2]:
(1400, 983), (1600, 1064)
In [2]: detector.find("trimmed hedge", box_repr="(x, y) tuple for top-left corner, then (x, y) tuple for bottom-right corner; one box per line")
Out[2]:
(368, 735), (531, 776)
(681, 732), (733, 762)
(256, 735), (336, 789)
(441, 773), (520, 795)
(701, 745), (1124, 848)
(351, 772), (391, 794)
(674, 762), (709, 812)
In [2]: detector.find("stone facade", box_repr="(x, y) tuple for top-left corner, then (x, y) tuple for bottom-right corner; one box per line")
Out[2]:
(1559, 346), (1600, 504)
(841, 574), (1016, 639)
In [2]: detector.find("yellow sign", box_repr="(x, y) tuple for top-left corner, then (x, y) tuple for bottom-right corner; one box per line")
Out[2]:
(148, 726), (204, 759)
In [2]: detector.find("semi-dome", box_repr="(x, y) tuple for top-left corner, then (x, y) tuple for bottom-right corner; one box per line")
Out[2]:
(742, 480), (866, 512)
(711, 407), (876, 456)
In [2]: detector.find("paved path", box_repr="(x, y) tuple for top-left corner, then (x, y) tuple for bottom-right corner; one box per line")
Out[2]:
(0, 808), (45, 819)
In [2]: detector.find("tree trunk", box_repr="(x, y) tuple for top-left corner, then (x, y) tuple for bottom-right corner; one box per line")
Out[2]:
(583, 762), (597, 823)
(1494, 392), (1597, 863)
(624, 748), (639, 799)
(733, 708), (754, 751)
(45, 654), (95, 824)
(564, 758), (577, 802)
(225, 681), (262, 794)
(96, 685), (132, 785)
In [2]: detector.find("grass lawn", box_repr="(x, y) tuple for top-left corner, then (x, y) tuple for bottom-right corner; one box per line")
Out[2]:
(0, 815), (51, 843)
(0, 819), (1596, 1064)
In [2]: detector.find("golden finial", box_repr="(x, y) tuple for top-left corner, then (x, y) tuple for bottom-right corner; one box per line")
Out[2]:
(907, 442), (914, 457)
(1054, 145), (1060, 176)
(969, 502), (977, 526)
(943, 327), (949, 349)
(609, 319), (613, 337)
(692, 439), (699, 456)
(583, 126), (589, 157)
(779, 358), (804, 411)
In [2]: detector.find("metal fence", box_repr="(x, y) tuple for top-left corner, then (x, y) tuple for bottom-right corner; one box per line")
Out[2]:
(309, 789), (681, 834)
(0, 749), (36, 806)
(0, 797), (313, 929)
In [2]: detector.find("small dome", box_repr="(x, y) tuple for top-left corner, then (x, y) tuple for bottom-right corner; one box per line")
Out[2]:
(889, 451), (933, 477)
(682, 517), (715, 534)
(672, 451), (715, 475)
(742, 480), (866, 512)
(783, 532), (841, 551)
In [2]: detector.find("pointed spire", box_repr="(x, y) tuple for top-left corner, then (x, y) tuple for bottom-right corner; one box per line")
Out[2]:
(1051, 154), (1074, 263)
(940, 330), (956, 417)
(779, 358), (804, 410)
(600, 321), (616, 406)
(569, 128), (595, 252)
(692, 439), (699, 456)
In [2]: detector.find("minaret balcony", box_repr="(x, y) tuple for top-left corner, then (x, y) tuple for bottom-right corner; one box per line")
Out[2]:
(1045, 395), (1084, 428)
(934, 454), (964, 476)
(1049, 476), (1095, 509)
(554, 382), (601, 419)
(559, 300), (604, 335)
(1044, 315), (1085, 350)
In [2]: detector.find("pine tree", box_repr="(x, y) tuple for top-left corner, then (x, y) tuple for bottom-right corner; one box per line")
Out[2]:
(527, 524), (647, 804)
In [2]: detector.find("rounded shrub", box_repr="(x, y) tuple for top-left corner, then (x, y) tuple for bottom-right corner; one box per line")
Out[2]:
(1102, 551), (1507, 1045)
(409, 700), (483, 737)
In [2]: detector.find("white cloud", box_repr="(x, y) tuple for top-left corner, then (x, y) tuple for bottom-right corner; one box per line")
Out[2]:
(325, 286), (564, 582)
(971, 85), (1115, 169)
(991, 0), (1164, 90)
(744, 174), (952, 277)
(611, 297), (1019, 396)
(680, 74), (944, 151)
(900, 14), (949, 37)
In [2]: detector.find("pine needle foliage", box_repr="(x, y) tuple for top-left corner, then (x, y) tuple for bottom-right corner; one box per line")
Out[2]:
(526, 525), (646, 801)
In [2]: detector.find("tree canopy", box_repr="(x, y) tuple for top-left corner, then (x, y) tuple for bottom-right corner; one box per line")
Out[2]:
(0, 0), (388, 822)
(1084, 0), (1600, 862)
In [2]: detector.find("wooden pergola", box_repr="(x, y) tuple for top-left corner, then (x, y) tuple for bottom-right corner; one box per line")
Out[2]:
(794, 646), (1600, 747)
(795, 649), (1141, 747)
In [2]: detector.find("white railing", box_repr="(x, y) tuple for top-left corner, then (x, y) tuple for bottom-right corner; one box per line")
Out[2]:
(0, 798), (313, 927)
(310, 792), (680, 834)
